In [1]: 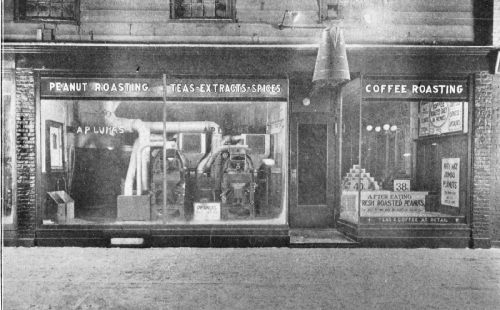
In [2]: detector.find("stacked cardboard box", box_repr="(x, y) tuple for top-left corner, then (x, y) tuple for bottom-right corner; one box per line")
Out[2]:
(342, 165), (380, 191)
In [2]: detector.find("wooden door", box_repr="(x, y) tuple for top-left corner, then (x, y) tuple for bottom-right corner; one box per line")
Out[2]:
(289, 113), (336, 228)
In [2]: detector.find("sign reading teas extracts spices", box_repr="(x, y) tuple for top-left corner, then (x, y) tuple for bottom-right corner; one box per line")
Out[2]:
(40, 77), (288, 99)
(363, 78), (468, 100)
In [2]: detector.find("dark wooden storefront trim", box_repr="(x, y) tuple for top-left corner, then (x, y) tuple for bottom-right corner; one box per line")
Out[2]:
(35, 225), (290, 247)
(337, 219), (471, 248)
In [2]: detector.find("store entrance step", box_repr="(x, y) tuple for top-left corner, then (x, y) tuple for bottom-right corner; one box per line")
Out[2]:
(289, 229), (358, 248)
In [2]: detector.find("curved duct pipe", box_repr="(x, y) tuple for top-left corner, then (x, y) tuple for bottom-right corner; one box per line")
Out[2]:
(137, 141), (175, 195)
(102, 102), (221, 196)
(196, 135), (244, 174)
(135, 128), (221, 195)
(196, 134), (229, 174)
(103, 102), (220, 135)
(196, 143), (251, 174)
(123, 140), (140, 196)
(147, 121), (220, 133)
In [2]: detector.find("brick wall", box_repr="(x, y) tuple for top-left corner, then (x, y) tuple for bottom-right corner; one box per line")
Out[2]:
(2, 0), (477, 44)
(472, 72), (493, 248)
(15, 69), (36, 243)
(491, 75), (500, 244)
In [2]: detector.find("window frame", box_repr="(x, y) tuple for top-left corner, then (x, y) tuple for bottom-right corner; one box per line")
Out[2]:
(169, 0), (236, 21)
(45, 120), (65, 173)
(339, 75), (473, 225)
(15, 0), (81, 24)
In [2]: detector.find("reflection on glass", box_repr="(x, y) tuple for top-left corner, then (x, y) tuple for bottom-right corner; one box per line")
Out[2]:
(340, 87), (468, 224)
(41, 100), (287, 225)
(2, 94), (14, 224)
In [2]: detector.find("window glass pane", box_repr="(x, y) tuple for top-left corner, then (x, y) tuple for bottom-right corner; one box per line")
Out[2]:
(361, 101), (413, 193)
(339, 79), (361, 223)
(340, 78), (468, 224)
(22, 0), (76, 20)
(360, 100), (468, 220)
(2, 94), (15, 224)
(41, 100), (287, 225)
(173, 0), (230, 18)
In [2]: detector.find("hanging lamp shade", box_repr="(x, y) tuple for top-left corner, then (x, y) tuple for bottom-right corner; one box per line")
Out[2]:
(312, 26), (350, 89)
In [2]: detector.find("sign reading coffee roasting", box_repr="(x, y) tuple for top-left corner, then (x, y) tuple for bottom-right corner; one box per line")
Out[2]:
(363, 78), (468, 100)
(40, 77), (288, 99)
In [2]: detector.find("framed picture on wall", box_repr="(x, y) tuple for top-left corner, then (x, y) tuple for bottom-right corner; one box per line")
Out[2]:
(46, 120), (64, 172)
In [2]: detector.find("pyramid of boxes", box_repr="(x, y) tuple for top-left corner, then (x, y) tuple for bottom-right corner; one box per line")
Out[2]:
(342, 165), (380, 191)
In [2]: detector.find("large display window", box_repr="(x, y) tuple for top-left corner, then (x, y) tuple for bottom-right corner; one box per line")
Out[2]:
(39, 77), (288, 225)
(340, 77), (470, 225)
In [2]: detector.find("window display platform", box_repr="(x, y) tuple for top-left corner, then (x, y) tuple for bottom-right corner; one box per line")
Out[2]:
(289, 229), (358, 248)
(42, 204), (286, 226)
(337, 218), (470, 248)
(35, 224), (290, 247)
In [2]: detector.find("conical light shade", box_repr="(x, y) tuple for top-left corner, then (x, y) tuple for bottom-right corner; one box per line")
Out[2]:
(312, 27), (350, 89)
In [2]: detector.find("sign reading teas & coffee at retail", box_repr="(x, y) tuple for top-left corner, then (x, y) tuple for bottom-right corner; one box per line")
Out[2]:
(40, 77), (288, 99)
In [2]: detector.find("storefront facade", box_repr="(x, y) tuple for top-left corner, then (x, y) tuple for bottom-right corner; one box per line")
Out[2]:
(2, 45), (336, 246)
(2, 0), (499, 248)
(340, 48), (499, 248)
(2, 43), (497, 248)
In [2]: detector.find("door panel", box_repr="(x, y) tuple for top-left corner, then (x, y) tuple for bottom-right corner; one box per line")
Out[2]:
(298, 124), (327, 205)
(289, 113), (336, 228)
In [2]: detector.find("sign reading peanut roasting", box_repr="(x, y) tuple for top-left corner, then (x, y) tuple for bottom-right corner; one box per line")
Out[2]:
(40, 77), (288, 100)
(363, 78), (468, 100)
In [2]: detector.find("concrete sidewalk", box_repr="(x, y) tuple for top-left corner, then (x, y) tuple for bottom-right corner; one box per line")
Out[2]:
(2, 247), (500, 310)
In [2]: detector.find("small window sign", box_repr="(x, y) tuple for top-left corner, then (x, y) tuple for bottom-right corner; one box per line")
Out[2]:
(46, 120), (64, 171)
(441, 158), (460, 207)
(418, 102), (466, 137)
(193, 202), (220, 221)
(394, 179), (410, 192)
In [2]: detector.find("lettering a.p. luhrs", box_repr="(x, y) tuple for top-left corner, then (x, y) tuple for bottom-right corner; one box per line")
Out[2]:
(76, 126), (125, 135)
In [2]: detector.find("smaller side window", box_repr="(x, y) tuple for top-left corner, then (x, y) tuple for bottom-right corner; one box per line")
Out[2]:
(171, 0), (234, 20)
(16, 0), (80, 23)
